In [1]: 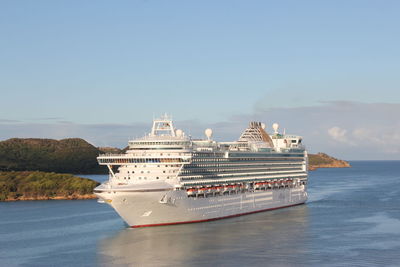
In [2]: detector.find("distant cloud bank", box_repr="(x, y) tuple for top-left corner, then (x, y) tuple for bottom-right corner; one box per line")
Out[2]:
(1, 101), (399, 160)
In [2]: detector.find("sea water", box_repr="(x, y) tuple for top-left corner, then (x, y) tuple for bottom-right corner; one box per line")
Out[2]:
(0, 161), (400, 266)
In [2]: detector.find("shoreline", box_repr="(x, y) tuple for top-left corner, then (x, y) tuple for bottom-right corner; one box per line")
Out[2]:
(4, 194), (98, 202)
(309, 164), (351, 171)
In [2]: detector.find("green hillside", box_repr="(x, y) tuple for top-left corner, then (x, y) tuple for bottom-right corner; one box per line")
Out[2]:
(0, 171), (99, 201)
(0, 138), (107, 174)
(309, 153), (350, 170)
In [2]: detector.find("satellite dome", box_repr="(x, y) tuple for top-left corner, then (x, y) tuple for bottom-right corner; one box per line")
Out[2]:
(176, 129), (183, 137)
(272, 123), (279, 133)
(205, 128), (213, 140)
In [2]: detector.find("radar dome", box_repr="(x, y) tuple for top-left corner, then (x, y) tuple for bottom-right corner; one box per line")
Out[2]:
(272, 123), (279, 133)
(176, 129), (183, 137)
(205, 128), (213, 140)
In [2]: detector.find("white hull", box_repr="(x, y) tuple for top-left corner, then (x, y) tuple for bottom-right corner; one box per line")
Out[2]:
(95, 185), (307, 227)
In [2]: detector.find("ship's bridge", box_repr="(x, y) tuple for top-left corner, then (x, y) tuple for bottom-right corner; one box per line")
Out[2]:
(128, 137), (192, 151)
(97, 115), (193, 166)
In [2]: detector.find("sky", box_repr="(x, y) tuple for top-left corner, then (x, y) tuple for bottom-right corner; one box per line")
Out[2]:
(1, 0), (399, 160)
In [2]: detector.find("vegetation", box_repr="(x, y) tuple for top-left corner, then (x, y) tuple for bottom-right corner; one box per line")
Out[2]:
(309, 153), (350, 170)
(0, 138), (108, 174)
(0, 171), (100, 201)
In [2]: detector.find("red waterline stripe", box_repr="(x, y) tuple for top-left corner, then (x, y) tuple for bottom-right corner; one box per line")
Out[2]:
(131, 202), (305, 228)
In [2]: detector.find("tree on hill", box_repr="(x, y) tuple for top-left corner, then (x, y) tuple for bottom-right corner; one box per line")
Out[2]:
(0, 138), (107, 174)
(0, 171), (100, 201)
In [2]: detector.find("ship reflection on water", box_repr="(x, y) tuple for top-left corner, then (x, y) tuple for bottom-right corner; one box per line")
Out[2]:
(98, 205), (309, 266)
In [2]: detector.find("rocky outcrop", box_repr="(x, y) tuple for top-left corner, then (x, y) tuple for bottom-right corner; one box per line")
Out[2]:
(308, 153), (350, 171)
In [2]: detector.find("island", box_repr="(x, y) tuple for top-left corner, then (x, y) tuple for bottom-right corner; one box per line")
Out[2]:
(308, 153), (351, 170)
(0, 138), (107, 174)
(0, 171), (99, 201)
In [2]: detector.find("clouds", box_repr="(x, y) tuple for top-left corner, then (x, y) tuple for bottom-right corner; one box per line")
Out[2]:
(328, 127), (352, 144)
(1, 101), (400, 159)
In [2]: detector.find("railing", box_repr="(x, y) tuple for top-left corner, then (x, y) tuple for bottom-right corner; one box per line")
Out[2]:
(98, 157), (191, 164)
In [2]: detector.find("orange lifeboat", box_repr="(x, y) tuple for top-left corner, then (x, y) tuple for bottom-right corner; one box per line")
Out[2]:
(208, 187), (216, 193)
(198, 187), (207, 194)
(215, 186), (223, 192)
(228, 185), (236, 191)
(255, 182), (262, 189)
(186, 188), (197, 196)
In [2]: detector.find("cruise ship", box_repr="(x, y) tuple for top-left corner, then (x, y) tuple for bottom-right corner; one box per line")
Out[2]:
(94, 115), (308, 228)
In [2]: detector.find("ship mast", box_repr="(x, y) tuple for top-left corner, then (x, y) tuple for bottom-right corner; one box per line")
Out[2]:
(150, 114), (176, 137)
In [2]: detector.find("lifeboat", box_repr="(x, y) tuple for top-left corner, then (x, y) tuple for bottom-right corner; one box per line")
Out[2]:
(228, 185), (236, 191)
(186, 188), (197, 196)
(215, 186), (223, 192)
(208, 187), (216, 193)
(261, 182), (268, 189)
(254, 182), (263, 189)
(198, 187), (207, 194)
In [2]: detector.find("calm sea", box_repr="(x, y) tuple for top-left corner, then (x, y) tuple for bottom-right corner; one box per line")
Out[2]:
(1, 161), (400, 267)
